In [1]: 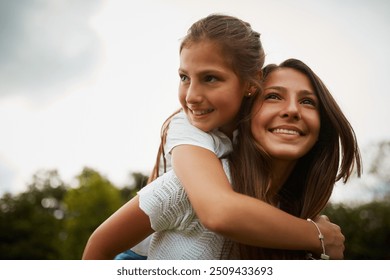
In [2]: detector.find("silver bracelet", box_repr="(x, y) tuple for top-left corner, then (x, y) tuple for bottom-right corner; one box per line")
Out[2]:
(307, 218), (330, 260)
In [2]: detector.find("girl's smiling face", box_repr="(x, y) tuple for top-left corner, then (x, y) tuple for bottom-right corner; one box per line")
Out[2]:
(178, 40), (247, 135)
(251, 67), (321, 163)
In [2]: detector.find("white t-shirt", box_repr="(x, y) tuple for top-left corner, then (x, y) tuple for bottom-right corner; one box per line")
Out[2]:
(137, 110), (234, 259)
(164, 110), (233, 162)
(138, 159), (231, 259)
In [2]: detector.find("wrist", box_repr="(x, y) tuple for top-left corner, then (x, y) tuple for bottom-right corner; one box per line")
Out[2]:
(307, 218), (330, 260)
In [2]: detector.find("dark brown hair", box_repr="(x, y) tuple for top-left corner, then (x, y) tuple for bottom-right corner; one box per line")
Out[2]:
(227, 58), (362, 259)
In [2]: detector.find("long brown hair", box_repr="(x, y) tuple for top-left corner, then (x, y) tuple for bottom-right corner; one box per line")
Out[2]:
(148, 14), (265, 183)
(228, 58), (362, 259)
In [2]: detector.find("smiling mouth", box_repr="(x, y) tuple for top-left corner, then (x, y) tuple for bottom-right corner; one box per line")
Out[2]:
(190, 108), (214, 116)
(270, 128), (301, 136)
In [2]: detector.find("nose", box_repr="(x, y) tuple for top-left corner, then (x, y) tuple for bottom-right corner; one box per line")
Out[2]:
(280, 99), (301, 120)
(185, 81), (203, 104)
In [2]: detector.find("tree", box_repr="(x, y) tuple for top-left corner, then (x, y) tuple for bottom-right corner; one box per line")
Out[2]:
(120, 172), (150, 201)
(324, 200), (390, 259)
(0, 170), (67, 259)
(0, 167), (150, 259)
(61, 167), (123, 259)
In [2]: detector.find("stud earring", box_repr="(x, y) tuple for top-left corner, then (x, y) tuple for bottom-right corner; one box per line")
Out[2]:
(247, 92), (252, 97)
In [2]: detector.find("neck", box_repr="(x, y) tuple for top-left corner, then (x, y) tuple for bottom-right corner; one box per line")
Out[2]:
(219, 123), (236, 140)
(269, 159), (297, 195)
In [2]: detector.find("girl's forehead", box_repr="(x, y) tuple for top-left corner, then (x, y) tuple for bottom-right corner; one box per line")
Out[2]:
(181, 39), (224, 54)
(179, 41), (234, 71)
(264, 68), (314, 92)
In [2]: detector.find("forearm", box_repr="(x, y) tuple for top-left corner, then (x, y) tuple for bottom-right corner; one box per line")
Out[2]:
(172, 145), (320, 253)
(204, 190), (320, 252)
(82, 196), (153, 260)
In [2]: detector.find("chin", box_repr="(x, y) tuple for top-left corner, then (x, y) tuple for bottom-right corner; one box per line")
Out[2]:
(268, 150), (306, 161)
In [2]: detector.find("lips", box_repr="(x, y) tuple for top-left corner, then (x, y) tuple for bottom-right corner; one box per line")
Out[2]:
(270, 127), (303, 136)
(189, 108), (214, 116)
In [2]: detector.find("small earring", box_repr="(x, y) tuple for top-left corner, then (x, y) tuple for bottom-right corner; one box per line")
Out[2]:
(247, 92), (252, 97)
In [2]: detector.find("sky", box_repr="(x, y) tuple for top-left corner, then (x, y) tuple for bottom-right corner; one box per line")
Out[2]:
(0, 0), (389, 203)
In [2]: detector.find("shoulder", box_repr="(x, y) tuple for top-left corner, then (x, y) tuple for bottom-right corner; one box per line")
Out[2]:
(169, 111), (207, 136)
(166, 111), (233, 158)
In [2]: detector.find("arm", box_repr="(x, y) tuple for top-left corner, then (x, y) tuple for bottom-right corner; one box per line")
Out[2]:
(82, 195), (153, 260)
(172, 145), (344, 259)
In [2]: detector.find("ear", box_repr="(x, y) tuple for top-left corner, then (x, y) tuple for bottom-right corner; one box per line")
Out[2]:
(245, 85), (257, 97)
(245, 70), (262, 96)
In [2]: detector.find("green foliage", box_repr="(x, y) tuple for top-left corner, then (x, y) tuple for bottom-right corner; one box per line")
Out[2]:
(0, 168), (146, 260)
(121, 172), (149, 200)
(1, 167), (388, 260)
(0, 170), (67, 259)
(61, 167), (124, 259)
(324, 200), (390, 259)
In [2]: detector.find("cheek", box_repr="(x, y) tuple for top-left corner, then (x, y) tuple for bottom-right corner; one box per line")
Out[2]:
(226, 97), (244, 112)
(217, 94), (244, 116)
(305, 117), (321, 151)
(250, 114), (267, 143)
(252, 107), (270, 129)
(223, 83), (245, 104)
(310, 114), (321, 138)
(178, 88), (186, 104)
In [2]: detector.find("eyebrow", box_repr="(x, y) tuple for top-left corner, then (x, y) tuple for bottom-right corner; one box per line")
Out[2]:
(178, 67), (228, 76)
(264, 86), (316, 96)
(264, 86), (283, 91)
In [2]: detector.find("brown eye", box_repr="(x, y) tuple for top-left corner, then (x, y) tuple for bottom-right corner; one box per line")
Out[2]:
(264, 93), (280, 100)
(204, 75), (217, 82)
(301, 98), (316, 107)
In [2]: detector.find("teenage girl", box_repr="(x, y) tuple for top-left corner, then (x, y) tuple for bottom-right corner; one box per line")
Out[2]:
(225, 58), (362, 258)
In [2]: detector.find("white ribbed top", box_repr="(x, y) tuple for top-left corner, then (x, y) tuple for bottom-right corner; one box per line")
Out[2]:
(138, 160), (231, 259)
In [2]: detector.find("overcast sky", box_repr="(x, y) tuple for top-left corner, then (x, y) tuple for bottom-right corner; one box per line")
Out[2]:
(1, 0), (389, 203)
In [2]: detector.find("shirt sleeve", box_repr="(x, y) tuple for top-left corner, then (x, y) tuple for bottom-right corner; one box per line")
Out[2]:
(164, 111), (233, 162)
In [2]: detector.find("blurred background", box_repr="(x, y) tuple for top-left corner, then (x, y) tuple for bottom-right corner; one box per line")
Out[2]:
(0, 0), (389, 259)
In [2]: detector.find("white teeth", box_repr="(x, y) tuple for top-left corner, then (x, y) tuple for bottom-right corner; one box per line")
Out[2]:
(272, 128), (300, 135)
(192, 109), (213, 116)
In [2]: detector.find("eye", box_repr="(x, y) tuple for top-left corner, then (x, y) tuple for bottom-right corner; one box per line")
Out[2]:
(204, 75), (217, 83)
(179, 74), (189, 82)
(264, 93), (280, 100)
(301, 98), (317, 107)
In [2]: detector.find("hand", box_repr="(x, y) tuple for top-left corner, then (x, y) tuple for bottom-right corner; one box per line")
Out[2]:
(314, 215), (345, 259)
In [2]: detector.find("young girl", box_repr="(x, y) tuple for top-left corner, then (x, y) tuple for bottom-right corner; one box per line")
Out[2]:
(83, 15), (352, 260)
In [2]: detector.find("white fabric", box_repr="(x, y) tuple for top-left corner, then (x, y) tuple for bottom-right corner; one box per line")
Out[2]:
(138, 159), (231, 259)
(164, 110), (233, 162)
(135, 111), (234, 259)
(131, 235), (152, 256)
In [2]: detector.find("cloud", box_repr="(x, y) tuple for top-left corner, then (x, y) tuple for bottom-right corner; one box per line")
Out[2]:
(0, 0), (102, 97)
